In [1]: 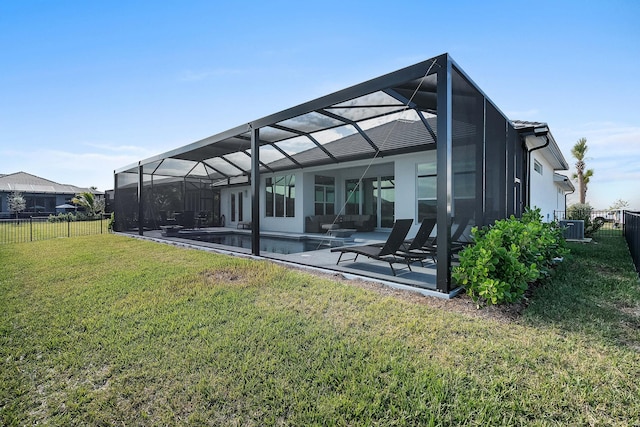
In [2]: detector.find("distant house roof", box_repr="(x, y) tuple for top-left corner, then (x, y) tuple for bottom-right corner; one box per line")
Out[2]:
(512, 120), (569, 170)
(0, 172), (102, 195)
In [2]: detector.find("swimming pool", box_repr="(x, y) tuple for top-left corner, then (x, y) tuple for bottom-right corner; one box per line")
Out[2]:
(183, 233), (332, 254)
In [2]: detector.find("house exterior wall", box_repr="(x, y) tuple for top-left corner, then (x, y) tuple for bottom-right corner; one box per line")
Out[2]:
(556, 185), (567, 213)
(529, 151), (558, 222)
(0, 191), (78, 218)
(395, 154), (423, 235)
(237, 157), (412, 234)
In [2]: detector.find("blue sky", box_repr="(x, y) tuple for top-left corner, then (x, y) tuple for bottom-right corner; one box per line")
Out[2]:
(1, 0), (639, 209)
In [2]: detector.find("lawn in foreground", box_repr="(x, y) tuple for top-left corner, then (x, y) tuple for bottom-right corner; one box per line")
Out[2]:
(1, 234), (639, 425)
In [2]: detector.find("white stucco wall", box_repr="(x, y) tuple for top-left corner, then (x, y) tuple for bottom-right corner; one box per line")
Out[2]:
(529, 151), (559, 222)
(229, 156), (421, 234)
(220, 146), (569, 233)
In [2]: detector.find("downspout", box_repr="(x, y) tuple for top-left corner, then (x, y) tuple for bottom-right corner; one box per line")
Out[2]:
(564, 185), (575, 218)
(524, 132), (550, 209)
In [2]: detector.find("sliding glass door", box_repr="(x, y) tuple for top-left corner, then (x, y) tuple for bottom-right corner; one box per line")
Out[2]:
(345, 176), (394, 228)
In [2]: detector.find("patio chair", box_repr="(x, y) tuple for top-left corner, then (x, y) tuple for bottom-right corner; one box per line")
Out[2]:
(330, 218), (413, 275)
(392, 218), (439, 265)
(407, 217), (472, 264)
(370, 218), (436, 250)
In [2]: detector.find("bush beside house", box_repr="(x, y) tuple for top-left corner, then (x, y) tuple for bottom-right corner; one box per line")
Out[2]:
(453, 208), (567, 306)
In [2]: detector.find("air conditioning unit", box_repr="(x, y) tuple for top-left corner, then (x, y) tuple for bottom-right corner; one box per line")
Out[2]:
(559, 220), (585, 240)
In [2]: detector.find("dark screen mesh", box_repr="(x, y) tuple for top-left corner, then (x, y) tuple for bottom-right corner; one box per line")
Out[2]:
(485, 102), (507, 225)
(451, 67), (484, 235)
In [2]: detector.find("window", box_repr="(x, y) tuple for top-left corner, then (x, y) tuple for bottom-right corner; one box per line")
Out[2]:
(417, 161), (437, 221)
(345, 179), (360, 215)
(238, 191), (243, 222)
(534, 159), (543, 175)
(230, 193), (236, 222)
(452, 147), (476, 199)
(314, 176), (335, 215)
(24, 195), (56, 213)
(265, 174), (295, 217)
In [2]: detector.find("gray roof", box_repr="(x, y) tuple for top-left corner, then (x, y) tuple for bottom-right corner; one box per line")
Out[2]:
(512, 120), (569, 170)
(0, 172), (103, 195)
(264, 118), (439, 172)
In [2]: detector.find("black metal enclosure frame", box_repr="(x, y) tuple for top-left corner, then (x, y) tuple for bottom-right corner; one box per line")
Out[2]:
(114, 53), (529, 293)
(624, 211), (640, 276)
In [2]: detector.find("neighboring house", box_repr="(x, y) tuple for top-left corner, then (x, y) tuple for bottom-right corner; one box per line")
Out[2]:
(114, 53), (573, 293)
(0, 172), (103, 218)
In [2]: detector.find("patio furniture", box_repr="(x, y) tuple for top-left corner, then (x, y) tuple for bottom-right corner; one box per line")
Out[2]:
(330, 218), (413, 275)
(372, 218), (436, 250)
(370, 218), (438, 266)
(408, 217), (472, 264)
(196, 211), (209, 228)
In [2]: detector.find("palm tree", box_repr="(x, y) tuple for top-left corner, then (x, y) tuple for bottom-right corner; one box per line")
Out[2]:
(72, 191), (103, 217)
(571, 138), (594, 204)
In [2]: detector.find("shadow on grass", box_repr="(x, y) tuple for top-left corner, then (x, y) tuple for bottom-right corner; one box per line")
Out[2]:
(524, 235), (640, 350)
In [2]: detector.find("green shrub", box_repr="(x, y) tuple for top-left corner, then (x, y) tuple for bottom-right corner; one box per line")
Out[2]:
(108, 212), (115, 231)
(452, 208), (567, 306)
(566, 203), (602, 237)
(48, 212), (76, 223)
(47, 212), (102, 223)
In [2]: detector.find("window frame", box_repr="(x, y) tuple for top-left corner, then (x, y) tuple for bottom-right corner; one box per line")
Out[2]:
(265, 174), (295, 218)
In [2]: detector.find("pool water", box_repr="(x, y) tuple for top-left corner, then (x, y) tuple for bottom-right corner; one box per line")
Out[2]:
(185, 233), (331, 254)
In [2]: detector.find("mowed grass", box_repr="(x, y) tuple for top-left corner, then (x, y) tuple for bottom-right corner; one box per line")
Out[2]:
(1, 234), (639, 425)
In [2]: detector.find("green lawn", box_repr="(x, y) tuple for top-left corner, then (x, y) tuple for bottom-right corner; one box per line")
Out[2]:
(1, 234), (639, 425)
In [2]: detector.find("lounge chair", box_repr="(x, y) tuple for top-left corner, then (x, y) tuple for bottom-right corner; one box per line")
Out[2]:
(404, 218), (437, 250)
(371, 218), (436, 250)
(409, 217), (472, 264)
(330, 219), (414, 275)
(393, 218), (439, 264)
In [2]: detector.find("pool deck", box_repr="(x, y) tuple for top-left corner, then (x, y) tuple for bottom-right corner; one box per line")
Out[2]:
(126, 227), (461, 299)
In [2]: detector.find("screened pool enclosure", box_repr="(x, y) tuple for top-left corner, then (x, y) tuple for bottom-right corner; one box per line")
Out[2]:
(114, 53), (529, 294)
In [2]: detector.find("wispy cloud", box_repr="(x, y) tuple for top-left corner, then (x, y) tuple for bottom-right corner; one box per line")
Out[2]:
(82, 142), (152, 153)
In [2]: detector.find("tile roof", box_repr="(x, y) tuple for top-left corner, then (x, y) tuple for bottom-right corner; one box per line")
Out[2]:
(0, 172), (102, 194)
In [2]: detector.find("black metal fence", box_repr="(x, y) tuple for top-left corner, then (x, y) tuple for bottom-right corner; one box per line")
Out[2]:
(624, 211), (640, 276)
(554, 210), (625, 237)
(0, 216), (110, 245)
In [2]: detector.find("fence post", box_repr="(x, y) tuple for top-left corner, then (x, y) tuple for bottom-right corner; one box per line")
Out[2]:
(30, 217), (33, 242)
(68, 217), (71, 238)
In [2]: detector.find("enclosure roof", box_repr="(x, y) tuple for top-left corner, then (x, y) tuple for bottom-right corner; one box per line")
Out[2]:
(115, 53), (557, 183)
(0, 171), (102, 195)
(115, 53), (451, 179)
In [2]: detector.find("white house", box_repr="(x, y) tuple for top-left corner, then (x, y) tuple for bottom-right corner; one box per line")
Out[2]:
(114, 53), (574, 293)
(512, 120), (574, 222)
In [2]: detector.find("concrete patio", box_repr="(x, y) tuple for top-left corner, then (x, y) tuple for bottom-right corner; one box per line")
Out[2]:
(128, 227), (460, 298)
